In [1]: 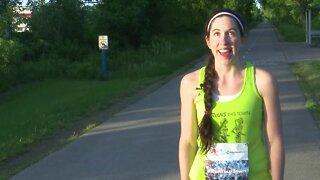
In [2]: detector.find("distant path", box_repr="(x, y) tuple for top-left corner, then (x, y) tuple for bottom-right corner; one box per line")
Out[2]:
(11, 23), (320, 180)
(243, 23), (320, 180)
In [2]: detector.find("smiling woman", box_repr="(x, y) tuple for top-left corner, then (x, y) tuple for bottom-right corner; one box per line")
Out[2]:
(178, 8), (285, 180)
(205, 15), (243, 65)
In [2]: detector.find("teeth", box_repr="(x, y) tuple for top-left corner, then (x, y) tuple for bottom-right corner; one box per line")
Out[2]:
(219, 49), (231, 53)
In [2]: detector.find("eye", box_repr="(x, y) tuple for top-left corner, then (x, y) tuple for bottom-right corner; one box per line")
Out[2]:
(228, 31), (236, 36)
(212, 31), (220, 37)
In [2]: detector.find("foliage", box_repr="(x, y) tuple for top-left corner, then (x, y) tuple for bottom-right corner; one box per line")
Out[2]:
(0, 0), (22, 37)
(28, 0), (88, 60)
(0, 1), (262, 178)
(0, 38), (21, 70)
(0, 33), (206, 180)
(291, 61), (320, 128)
(259, 0), (320, 25)
(276, 23), (305, 42)
(0, 38), (23, 91)
(30, 0), (86, 44)
(92, 0), (150, 48)
(0, 0), (262, 92)
(106, 33), (206, 78)
(223, 0), (257, 24)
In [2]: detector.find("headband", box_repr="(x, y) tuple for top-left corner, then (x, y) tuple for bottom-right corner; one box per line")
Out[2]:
(207, 12), (244, 34)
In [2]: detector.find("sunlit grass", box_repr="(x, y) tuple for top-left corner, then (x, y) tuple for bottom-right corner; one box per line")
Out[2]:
(0, 33), (207, 179)
(291, 61), (320, 128)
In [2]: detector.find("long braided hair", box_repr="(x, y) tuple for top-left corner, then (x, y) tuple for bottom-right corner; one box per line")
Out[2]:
(198, 9), (245, 153)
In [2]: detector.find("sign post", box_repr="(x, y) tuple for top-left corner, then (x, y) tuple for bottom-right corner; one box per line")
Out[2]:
(98, 35), (108, 77)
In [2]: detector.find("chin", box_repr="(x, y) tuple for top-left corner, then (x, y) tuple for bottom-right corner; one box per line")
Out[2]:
(218, 56), (235, 63)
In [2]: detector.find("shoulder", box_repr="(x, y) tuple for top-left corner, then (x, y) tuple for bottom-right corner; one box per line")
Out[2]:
(180, 69), (201, 99)
(255, 67), (275, 82)
(180, 69), (200, 90)
(254, 67), (278, 98)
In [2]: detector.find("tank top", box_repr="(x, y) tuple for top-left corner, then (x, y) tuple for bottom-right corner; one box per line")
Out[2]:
(190, 62), (271, 180)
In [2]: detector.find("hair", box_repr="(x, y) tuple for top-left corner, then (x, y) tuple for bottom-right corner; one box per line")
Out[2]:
(205, 8), (245, 37)
(199, 9), (245, 153)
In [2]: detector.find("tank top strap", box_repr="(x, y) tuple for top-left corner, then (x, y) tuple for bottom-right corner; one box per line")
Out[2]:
(198, 66), (206, 88)
(245, 62), (262, 99)
(245, 61), (254, 81)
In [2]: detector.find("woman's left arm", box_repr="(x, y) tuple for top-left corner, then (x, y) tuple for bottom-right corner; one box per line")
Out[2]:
(256, 69), (285, 180)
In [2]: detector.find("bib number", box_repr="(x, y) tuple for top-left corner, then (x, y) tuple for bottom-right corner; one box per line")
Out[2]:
(205, 143), (249, 179)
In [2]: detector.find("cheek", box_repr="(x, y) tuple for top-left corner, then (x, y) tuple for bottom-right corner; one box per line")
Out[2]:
(207, 37), (219, 49)
(232, 38), (242, 48)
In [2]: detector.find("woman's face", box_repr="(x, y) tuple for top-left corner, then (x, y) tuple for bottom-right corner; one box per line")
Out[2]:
(205, 15), (243, 65)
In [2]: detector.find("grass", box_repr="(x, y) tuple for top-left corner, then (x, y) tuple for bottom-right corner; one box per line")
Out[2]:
(1, 77), (161, 179)
(291, 61), (320, 128)
(275, 23), (305, 42)
(0, 78), (156, 161)
(0, 33), (207, 179)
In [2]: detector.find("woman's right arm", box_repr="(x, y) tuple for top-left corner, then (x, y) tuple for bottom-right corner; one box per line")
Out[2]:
(179, 73), (199, 180)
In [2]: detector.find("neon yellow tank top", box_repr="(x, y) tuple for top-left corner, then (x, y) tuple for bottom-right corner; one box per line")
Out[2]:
(190, 62), (271, 180)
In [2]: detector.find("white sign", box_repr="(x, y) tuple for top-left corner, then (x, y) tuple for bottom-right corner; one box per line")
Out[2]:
(99, 35), (108, 50)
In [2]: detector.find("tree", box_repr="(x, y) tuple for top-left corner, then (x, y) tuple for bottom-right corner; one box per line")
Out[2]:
(0, 0), (21, 37)
(223, 0), (256, 26)
(0, 0), (22, 76)
(30, 0), (86, 43)
(92, 0), (150, 48)
(260, 0), (320, 25)
(28, 0), (88, 61)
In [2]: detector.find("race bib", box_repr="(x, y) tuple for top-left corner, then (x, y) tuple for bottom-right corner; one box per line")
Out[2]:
(205, 143), (249, 180)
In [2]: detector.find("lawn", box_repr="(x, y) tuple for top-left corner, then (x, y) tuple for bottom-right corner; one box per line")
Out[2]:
(291, 60), (320, 128)
(0, 33), (207, 179)
(276, 22), (320, 128)
(0, 77), (158, 161)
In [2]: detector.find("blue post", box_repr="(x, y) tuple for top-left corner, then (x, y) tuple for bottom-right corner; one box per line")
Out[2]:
(101, 49), (107, 77)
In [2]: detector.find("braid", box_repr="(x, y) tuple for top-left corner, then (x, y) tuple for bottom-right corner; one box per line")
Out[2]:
(199, 55), (216, 153)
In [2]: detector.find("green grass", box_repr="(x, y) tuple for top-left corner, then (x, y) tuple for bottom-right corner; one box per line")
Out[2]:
(291, 61), (320, 128)
(0, 33), (207, 179)
(0, 77), (161, 179)
(0, 78), (157, 161)
(275, 23), (305, 42)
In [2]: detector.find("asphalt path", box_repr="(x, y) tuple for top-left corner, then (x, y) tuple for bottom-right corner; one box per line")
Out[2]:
(11, 23), (320, 180)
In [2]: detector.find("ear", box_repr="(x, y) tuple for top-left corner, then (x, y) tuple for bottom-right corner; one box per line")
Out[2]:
(237, 34), (246, 49)
(241, 34), (247, 44)
(238, 36), (246, 51)
(205, 35), (211, 48)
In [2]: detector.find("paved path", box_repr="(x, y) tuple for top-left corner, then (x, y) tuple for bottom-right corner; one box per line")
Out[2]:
(11, 23), (320, 180)
(242, 24), (320, 180)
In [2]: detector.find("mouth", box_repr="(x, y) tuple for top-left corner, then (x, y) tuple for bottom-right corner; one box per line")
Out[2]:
(218, 48), (233, 58)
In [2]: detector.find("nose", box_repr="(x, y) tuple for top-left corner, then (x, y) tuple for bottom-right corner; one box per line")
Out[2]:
(219, 32), (230, 44)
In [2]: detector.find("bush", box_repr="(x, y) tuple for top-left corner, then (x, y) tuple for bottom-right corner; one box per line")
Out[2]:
(0, 38), (23, 91)
(275, 23), (305, 42)
(0, 38), (22, 72)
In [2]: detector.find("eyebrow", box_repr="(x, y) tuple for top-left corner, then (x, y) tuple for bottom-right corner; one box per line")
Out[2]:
(211, 28), (237, 32)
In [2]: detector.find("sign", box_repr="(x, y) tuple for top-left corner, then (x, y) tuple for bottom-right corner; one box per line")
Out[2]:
(98, 35), (108, 50)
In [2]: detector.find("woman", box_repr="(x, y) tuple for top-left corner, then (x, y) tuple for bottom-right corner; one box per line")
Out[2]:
(179, 9), (284, 180)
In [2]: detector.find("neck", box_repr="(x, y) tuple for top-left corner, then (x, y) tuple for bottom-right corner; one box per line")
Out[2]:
(214, 61), (242, 79)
